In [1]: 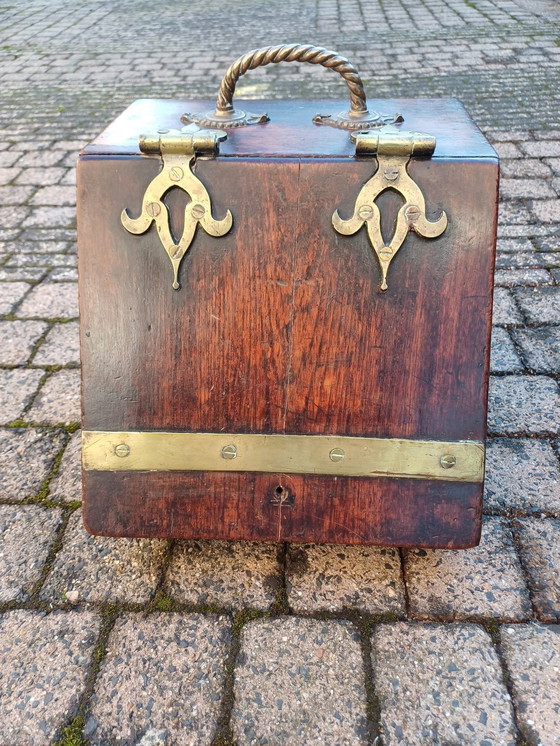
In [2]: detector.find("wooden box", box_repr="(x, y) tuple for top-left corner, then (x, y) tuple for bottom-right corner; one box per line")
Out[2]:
(77, 52), (498, 548)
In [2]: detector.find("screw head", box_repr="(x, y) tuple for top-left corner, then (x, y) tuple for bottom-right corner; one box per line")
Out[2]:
(404, 204), (421, 222)
(358, 204), (374, 220)
(191, 203), (206, 220)
(383, 168), (399, 181)
(379, 246), (393, 258)
(147, 202), (161, 217)
(169, 166), (184, 182)
(329, 447), (345, 462)
(440, 454), (456, 469)
(221, 444), (237, 460)
(114, 444), (130, 458)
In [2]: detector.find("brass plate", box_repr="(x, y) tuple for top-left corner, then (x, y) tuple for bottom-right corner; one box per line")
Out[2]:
(82, 431), (484, 482)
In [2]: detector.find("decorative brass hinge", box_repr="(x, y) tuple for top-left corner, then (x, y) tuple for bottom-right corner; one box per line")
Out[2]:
(121, 127), (233, 290)
(82, 431), (484, 483)
(332, 126), (448, 291)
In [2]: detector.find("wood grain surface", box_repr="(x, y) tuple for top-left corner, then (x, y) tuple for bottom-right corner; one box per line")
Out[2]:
(78, 99), (498, 547)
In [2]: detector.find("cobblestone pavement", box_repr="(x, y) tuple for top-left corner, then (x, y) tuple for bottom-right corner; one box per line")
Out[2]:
(0, 0), (560, 744)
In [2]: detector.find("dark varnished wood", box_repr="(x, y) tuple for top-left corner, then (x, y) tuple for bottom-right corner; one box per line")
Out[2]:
(78, 98), (498, 547)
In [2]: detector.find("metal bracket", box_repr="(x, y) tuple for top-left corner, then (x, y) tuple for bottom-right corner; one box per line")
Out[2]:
(332, 126), (448, 291)
(82, 430), (484, 483)
(121, 127), (233, 290)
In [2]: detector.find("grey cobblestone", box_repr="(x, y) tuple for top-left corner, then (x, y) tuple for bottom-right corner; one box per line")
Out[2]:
(0, 504), (63, 602)
(514, 286), (560, 323)
(490, 327), (523, 372)
(16, 281), (78, 319)
(0, 281), (30, 315)
(372, 623), (517, 746)
(0, 427), (65, 500)
(485, 437), (560, 514)
(501, 624), (560, 746)
(32, 321), (80, 366)
(0, 320), (48, 365)
(233, 617), (368, 745)
(26, 369), (80, 425)
(88, 613), (230, 746)
(515, 517), (560, 621)
(0, 368), (43, 424)
(488, 375), (560, 434)
(492, 287), (523, 326)
(404, 517), (531, 620)
(40, 512), (168, 605)
(0, 609), (100, 744)
(164, 539), (282, 611)
(511, 326), (560, 372)
(286, 543), (405, 615)
(48, 430), (81, 503)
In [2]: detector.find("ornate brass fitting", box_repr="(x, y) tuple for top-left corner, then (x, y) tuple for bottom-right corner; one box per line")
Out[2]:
(332, 127), (448, 291)
(121, 127), (233, 290)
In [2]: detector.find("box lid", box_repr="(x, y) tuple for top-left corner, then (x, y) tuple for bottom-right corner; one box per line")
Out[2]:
(82, 98), (497, 160)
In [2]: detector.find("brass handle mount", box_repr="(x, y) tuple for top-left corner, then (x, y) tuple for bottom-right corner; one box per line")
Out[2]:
(182, 43), (402, 130)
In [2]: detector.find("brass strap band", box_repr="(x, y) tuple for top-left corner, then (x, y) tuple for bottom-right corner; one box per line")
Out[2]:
(82, 431), (484, 483)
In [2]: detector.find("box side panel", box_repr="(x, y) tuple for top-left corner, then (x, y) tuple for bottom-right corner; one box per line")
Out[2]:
(78, 152), (496, 547)
(286, 157), (498, 442)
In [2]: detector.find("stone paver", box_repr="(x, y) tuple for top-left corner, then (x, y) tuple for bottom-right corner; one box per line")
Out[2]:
(0, 320), (47, 365)
(501, 624), (560, 746)
(0, 281), (30, 315)
(232, 617), (368, 745)
(514, 285), (560, 323)
(0, 427), (65, 500)
(286, 543), (405, 615)
(515, 518), (560, 621)
(404, 517), (531, 620)
(0, 368), (43, 424)
(0, 505), (63, 602)
(372, 623), (517, 746)
(489, 326), (523, 372)
(511, 326), (560, 372)
(0, 610), (100, 745)
(16, 282), (78, 319)
(485, 437), (560, 514)
(488, 375), (560, 433)
(87, 613), (230, 746)
(492, 287), (523, 325)
(40, 512), (168, 605)
(33, 320), (79, 365)
(165, 539), (282, 611)
(26, 368), (80, 424)
(48, 430), (81, 502)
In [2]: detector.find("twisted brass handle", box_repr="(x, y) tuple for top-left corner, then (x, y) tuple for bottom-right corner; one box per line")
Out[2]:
(182, 43), (402, 130)
(216, 44), (367, 116)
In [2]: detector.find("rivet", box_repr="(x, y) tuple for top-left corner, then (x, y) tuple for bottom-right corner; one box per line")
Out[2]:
(147, 202), (161, 217)
(221, 444), (237, 460)
(383, 168), (399, 181)
(114, 444), (130, 458)
(358, 204), (374, 220)
(191, 203), (206, 219)
(169, 166), (184, 181)
(440, 454), (456, 469)
(404, 204), (421, 222)
(329, 447), (345, 462)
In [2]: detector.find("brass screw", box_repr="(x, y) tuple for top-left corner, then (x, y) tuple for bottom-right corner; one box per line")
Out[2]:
(114, 444), (130, 458)
(191, 203), (206, 220)
(440, 454), (456, 469)
(329, 448), (345, 462)
(169, 166), (184, 182)
(379, 247), (393, 258)
(383, 168), (399, 181)
(404, 204), (421, 222)
(358, 204), (374, 220)
(221, 444), (237, 460)
(147, 202), (161, 217)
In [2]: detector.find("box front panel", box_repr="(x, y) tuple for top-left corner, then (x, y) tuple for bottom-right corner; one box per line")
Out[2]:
(78, 150), (496, 547)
